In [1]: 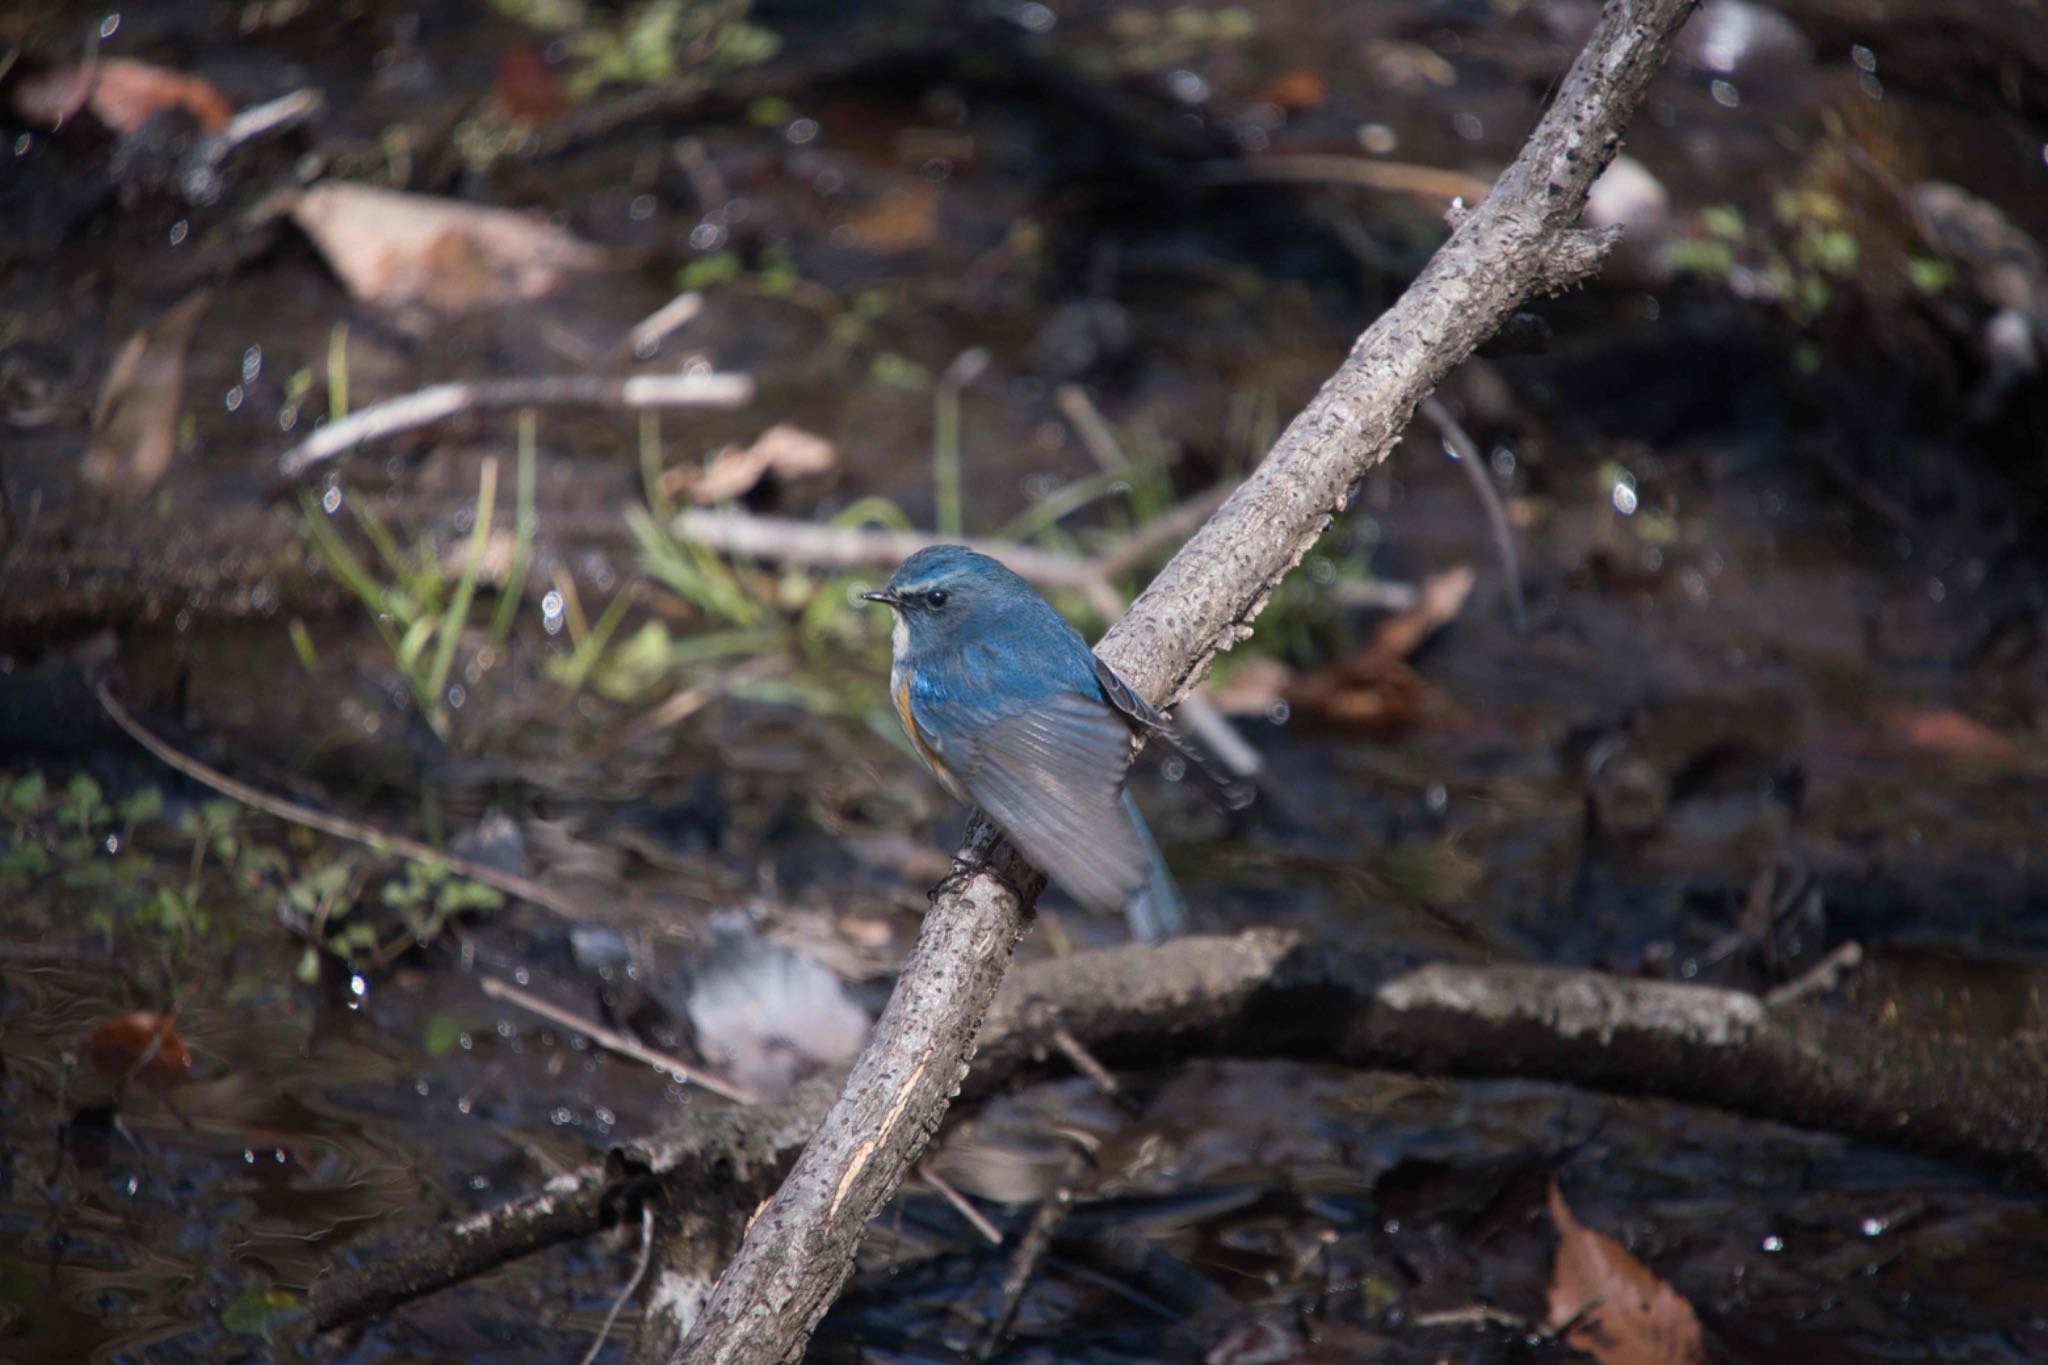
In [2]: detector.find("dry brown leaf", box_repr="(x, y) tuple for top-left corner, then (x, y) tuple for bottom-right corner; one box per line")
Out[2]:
(1282, 564), (1473, 738)
(1368, 564), (1475, 665)
(84, 1010), (195, 1091)
(838, 182), (940, 255)
(1879, 706), (2041, 772)
(1547, 1181), (1705, 1365)
(667, 424), (837, 504)
(85, 290), (213, 504)
(1288, 658), (1430, 739)
(288, 183), (626, 320)
(1257, 70), (1327, 112)
(13, 58), (234, 134)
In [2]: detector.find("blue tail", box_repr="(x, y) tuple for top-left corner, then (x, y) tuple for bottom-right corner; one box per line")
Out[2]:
(1120, 790), (1186, 943)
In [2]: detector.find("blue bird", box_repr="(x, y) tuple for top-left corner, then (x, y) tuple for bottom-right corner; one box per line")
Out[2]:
(863, 545), (1186, 942)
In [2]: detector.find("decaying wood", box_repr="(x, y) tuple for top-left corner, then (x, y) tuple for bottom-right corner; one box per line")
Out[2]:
(666, 2), (1704, 1360)
(308, 929), (2048, 1337)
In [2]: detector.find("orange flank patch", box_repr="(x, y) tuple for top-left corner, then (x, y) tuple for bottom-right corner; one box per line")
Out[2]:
(896, 678), (947, 777)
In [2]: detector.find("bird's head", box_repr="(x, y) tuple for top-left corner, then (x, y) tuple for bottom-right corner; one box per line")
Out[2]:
(861, 545), (1031, 648)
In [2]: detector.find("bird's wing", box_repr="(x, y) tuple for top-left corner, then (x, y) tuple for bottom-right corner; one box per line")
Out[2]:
(941, 689), (1149, 917)
(1092, 656), (1172, 735)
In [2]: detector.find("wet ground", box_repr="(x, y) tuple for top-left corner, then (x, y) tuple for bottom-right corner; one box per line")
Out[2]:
(4, 0), (2048, 1360)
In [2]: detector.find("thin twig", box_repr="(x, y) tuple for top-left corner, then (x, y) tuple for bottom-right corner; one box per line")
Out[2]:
(275, 372), (754, 480)
(621, 292), (706, 361)
(918, 1164), (1003, 1245)
(1420, 396), (1528, 634)
(1195, 154), (1495, 205)
(94, 683), (600, 923)
(1050, 1025), (1119, 1096)
(580, 1205), (657, 1365)
(1055, 384), (1130, 474)
(1763, 941), (1865, 1008)
(478, 975), (754, 1105)
(974, 1183), (1075, 1360)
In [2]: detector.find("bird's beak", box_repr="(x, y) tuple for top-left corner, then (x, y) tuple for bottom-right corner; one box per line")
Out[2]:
(861, 589), (901, 607)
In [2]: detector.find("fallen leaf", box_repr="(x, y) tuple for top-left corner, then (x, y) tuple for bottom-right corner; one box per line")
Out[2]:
(85, 290), (213, 503)
(83, 1010), (195, 1091)
(493, 43), (569, 122)
(1367, 564), (1475, 666)
(13, 58), (234, 134)
(1878, 705), (2040, 772)
(1283, 564), (1473, 739)
(288, 183), (627, 320)
(1547, 1180), (1705, 1365)
(1256, 70), (1326, 112)
(838, 181), (940, 255)
(665, 423), (837, 504)
(1289, 657), (1430, 739)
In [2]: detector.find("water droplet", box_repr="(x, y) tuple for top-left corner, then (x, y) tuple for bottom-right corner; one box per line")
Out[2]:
(100, 14), (121, 39)
(1927, 578), (1946, 604)
(628, 193), (657, 221)
(786, 117), (819, 145)
(514, 966), (530, 986)
(1425, 783), (1448, 814)
(458, 1031), (474, 1051)
(1711, 79), (1741, 108)
(1860, 1216), (1886, 1236)
(1761, 1234), (1784, 1252)
(1167, 69), (1210, 103)
(241, 346), (263, 383)
(541, 590), (566, 635)
(1266, 700), (1292, 725)
(1358, 124), (1397, 155)
(244, 1149), (257, 1164)
(1851, 44), (1877, 73)
(1611, 480), (1639, 516)
(13, 133), (32, 156)
(689, 221), (726, 251)
(349, 973), (368, 998)
(1453, 111), (1484, 141)
(224, 385), (244, 412)
(104, 833), (120, 854)
(321, 485), (343, 514)
(168, 219), (189, 247)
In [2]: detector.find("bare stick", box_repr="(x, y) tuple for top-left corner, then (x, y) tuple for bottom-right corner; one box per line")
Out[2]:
(1050, 1024), (1120, 1096)
(275, 372), (754, 480)
(1764, 941), (1865, 1008)
(669, 6), (1701, 1358)
(313, 927), (2048, 1333)
(918, 1164), (1003, 1245)
(1195, 154), (1495, 206)
(478, 975), (754, 1105)
(95, 682), (602, 923)
(975, 1183), (1074, 1360)
(580, 1206), (657, 1365)
(1420, 395), (1528, 633)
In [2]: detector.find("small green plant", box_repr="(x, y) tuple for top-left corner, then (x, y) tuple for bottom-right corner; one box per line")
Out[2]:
(491, 0), (779, 98)
(298, 439), (533, 738)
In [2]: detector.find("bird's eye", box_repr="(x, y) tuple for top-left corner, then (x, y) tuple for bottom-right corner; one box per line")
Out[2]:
(924, 589), (949, 609)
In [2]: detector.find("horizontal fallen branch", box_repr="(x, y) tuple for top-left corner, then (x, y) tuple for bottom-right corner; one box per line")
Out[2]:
(275, 373), (754, 481)
(309, 930), (2048, 1334)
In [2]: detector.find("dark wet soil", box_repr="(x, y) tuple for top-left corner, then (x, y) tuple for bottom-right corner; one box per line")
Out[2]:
(4, 0), (2048, 1360)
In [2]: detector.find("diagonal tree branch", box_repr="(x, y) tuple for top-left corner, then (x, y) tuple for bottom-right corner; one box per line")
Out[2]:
(667, 3), (1702, 1359)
